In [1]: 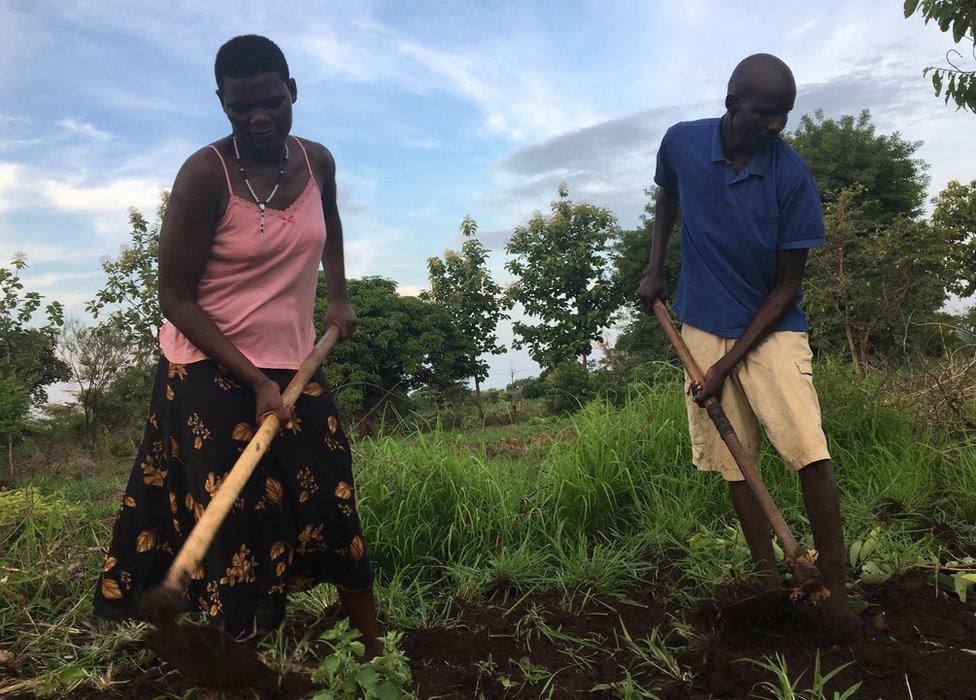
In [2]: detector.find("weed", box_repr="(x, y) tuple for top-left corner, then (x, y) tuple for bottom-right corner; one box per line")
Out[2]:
(743, 651), (862, 700)
(310, 619), (415, 699)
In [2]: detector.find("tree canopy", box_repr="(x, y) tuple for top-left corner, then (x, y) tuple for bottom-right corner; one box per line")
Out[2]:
(423, 215), (507, 412)
(505, 185), (619, 369)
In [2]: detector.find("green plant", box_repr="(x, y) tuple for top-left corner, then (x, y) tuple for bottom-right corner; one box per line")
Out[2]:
(618, 623), (693, 685)
(744, 651), (861, 700)
(310, 620), (416, 700)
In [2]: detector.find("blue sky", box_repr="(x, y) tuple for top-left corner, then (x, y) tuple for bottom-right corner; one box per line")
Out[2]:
(2, 0), (975, 388)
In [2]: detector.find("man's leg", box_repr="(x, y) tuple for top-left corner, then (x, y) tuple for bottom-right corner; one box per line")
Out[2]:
(798, 459), (858, 622)
(728, 480), (781, 590)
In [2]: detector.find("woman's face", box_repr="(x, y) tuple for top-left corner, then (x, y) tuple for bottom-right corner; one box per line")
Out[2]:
(218, 72), (297, 154)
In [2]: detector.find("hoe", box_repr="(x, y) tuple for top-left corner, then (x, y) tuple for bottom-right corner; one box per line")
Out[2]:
(653, 299), (829, 611)
(137, 325), (341, 689)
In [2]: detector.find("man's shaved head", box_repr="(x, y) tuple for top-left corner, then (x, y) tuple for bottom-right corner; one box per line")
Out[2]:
(723, 53), (797, 153)
(727, 53), (796, 101)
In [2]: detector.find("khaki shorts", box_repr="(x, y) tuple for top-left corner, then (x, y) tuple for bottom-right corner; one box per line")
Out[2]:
(682, 324), (830, 481)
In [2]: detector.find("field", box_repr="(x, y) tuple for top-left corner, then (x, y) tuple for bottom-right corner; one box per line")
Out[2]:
(2, 361), (976, 698)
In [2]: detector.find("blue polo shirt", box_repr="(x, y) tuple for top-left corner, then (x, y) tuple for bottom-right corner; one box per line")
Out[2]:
(654, 117), (825, 338)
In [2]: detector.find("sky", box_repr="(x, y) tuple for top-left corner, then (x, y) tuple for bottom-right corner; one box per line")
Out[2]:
(1, 0), (975, 391)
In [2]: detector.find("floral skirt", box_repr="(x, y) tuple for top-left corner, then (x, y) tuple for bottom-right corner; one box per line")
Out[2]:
(93, 357), (373, 639)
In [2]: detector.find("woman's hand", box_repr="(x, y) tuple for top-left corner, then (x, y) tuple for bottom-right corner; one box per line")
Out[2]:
(253, 377), (295, 430)
(324, 300), (358, 339)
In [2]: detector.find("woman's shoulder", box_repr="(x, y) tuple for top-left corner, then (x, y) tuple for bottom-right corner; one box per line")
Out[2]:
(292, 136), (335, 175)
(174, 141), (228, 184)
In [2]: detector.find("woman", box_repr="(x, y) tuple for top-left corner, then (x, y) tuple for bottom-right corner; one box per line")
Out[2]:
(93, 35), (380, 654)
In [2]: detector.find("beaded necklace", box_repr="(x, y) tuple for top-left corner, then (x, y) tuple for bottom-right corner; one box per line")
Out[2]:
(232, 134), (289, 241)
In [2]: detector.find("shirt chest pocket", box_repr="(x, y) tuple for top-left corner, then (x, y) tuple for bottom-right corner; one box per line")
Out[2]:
(744, 207), (780, 250)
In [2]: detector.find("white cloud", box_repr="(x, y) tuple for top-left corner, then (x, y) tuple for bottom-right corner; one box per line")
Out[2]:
(405, 137), (442, 149)
(58, 117), (113, 141)
(37, 176), (160, 213)
(0, 163), (25, 213)
(788, 14), (825, 40)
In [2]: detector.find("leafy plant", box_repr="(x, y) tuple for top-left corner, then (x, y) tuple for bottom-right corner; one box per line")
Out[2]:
(904, 0), (976, 112)
(310, 620), (416, 700)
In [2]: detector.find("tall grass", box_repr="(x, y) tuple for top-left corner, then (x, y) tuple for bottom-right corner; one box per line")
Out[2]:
(1, 360), (973, 694)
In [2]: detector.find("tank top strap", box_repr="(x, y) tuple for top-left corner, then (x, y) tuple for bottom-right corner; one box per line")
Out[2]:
(293, 137), (315, 180)
(208, 144), (233, 195)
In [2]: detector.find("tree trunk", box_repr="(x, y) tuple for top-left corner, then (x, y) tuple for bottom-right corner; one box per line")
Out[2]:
(857, 328), (870, 367)
(474, 376), (484, 420)
(842, 303), (861, 375)
(7, 435), (13, 479)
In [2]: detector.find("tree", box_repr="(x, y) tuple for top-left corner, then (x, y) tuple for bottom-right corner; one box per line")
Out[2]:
(88, 193), (168, 364)
(905, 0), (976, 112)
(610, 186), (683, 367)
(423, 216), (507, 417)
(931, 179), (976, 297)
(58, 319), (132, 456)
(786, 110), (929, 225)
(0, 255), (67, 475)
(314, 275), (471, 432)
(804, 185), (965, 366)
(505, 185), (620, 370)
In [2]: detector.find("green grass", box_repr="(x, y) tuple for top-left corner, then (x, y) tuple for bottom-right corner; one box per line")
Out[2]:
(1, 361), (974, 696)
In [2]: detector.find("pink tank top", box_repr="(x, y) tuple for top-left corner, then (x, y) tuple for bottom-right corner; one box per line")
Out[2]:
(158, 137), (327, 370)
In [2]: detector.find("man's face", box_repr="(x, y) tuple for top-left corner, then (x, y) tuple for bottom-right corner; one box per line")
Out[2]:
(218, 72), (297, 154)
(729, 87), (795, 151)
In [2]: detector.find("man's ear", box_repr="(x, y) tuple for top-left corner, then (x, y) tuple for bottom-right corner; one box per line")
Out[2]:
(288, 78), (298, 103)
(215, 89), (224, 107)
(724, 93), (736, 114)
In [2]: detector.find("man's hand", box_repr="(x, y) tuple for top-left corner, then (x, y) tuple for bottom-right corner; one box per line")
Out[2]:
(324, 300), (358, 339)
(635, 272), (668, 314)
(692, 360), (731, 406)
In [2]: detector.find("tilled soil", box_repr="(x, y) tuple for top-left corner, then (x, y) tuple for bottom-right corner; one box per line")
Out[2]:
(401, 573), (976, 699)
(23, 573), (976, 698)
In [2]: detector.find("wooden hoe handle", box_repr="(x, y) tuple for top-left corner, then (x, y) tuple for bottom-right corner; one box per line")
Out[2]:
(652, 300), (804, 560)
(162, 325), (342, 590)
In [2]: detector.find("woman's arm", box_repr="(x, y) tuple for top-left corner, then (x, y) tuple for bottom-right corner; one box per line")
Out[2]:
(316, 145), (357, 338)
(157, 149), (294, 427)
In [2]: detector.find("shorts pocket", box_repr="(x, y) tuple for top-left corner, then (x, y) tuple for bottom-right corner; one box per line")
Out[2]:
(796, 359), (813, 376)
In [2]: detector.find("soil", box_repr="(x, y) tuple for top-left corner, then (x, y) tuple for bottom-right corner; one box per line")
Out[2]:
(29, 573), (976, 699)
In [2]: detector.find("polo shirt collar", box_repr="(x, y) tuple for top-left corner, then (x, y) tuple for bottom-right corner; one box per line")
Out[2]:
(711, 116), (773, 177)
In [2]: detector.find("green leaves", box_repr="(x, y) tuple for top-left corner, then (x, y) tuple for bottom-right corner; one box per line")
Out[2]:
(423, 216), (508, 387)
(310, 620), (416, 699)
(87, 196), (168, 364)
(505, 186), (620, 369)
(905, 0), (976, 111)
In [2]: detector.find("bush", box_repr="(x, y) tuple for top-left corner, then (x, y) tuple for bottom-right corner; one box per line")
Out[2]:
(542, 362), (595, 414)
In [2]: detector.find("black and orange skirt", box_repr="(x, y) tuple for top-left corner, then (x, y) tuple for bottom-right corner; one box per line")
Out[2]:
(93, 357), (373, 639)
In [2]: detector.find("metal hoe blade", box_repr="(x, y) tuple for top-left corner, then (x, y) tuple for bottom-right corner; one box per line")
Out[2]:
(144, 621), (274, 690)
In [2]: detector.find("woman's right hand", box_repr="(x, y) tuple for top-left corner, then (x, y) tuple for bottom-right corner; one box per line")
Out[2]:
(254, 378), (295, 431)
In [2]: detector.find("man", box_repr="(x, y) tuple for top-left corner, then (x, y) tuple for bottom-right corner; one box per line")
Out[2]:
(636, 53), (856, 625)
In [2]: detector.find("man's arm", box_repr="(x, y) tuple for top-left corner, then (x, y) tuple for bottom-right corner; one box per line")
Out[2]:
(692, 248), (807, 405)
(635, 187), (680, 308)
(318, 145), (357, 338)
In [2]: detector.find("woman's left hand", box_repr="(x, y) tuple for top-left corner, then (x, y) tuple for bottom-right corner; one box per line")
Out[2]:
(324, 300), (358, 339)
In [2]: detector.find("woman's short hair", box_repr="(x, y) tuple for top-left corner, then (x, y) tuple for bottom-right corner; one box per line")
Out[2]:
(214, 35), (289, 88)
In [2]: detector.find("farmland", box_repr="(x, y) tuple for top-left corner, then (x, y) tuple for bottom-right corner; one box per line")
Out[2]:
(2, 360), (975, 698)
